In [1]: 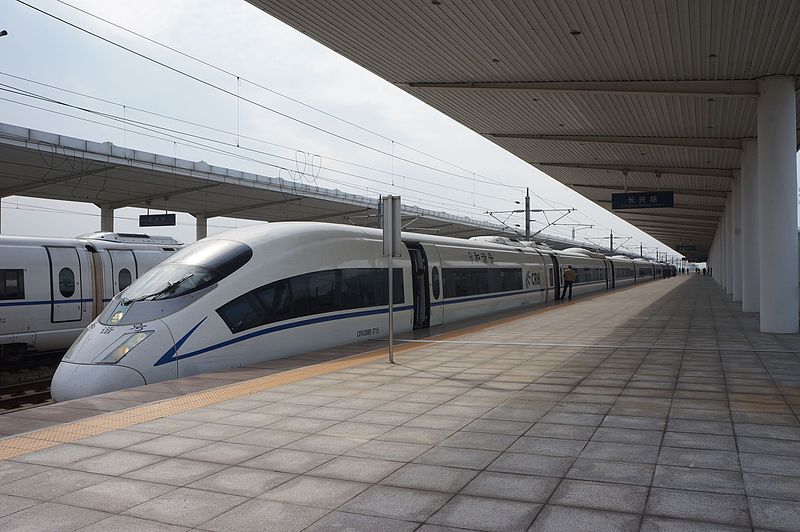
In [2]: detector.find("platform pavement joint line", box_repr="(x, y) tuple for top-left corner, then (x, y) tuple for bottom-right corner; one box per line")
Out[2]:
(0, 275), (798, 531)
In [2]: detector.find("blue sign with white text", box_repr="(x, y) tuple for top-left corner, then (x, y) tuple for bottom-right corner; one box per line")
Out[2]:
(612, 191), (674, 210)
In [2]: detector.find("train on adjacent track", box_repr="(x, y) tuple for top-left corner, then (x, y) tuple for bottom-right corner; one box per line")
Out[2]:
(0, 232), (182, 361)
(52, 222), (665, 401)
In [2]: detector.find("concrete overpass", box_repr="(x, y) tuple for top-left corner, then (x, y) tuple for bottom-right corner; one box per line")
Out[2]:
(251, 0), (800, 333)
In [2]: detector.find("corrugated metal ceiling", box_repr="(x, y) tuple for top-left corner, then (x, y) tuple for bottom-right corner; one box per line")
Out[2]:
(250, 0), (800, 260)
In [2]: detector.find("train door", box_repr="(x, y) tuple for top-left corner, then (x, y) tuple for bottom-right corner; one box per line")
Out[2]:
(108, 250), (138, 295)
(605, 259), (611, 289)
(45, 246), (83, 323)
(423, 244), (443, 327)
(405, 243), (430, 328)
(549, 255), (560, 301)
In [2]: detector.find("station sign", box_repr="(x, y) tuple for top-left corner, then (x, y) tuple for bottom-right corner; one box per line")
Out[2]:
(139, 213), (176, 227)
(612, 191), (674, 210)
(676, 245), (696, 252)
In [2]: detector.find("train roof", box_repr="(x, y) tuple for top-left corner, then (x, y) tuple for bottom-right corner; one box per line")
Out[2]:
(78, 232), (183, 245)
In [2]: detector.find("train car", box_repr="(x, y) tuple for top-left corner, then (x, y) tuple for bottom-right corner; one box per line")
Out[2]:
(0, 233), (181, 361)
(51, 222), (660, 401)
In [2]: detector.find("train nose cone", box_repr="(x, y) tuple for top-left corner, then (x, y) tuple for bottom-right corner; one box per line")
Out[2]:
(50, 362), (146, 402)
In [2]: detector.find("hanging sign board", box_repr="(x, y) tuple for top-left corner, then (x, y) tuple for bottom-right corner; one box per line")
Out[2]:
(612, 191), (674, 210)
(139, 214), (176, 227)
(676, 245), (696, 252)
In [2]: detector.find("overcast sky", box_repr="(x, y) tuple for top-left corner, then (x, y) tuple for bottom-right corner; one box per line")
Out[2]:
(2, 0), (794, 262)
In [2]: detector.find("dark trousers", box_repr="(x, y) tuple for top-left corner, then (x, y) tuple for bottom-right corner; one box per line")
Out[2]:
(560, 281), (573, 300)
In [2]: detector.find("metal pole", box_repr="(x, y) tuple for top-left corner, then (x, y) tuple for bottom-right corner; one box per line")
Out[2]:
(525, 188), (531, 241)
(609, 230), (613, 252)
(388, 238), (394, 364)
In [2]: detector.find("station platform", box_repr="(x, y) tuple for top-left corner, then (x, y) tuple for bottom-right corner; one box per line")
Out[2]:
(0, 275), (798, 531)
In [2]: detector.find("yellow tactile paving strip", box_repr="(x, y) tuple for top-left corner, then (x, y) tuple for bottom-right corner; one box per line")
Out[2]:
(0, 284), (641, 461)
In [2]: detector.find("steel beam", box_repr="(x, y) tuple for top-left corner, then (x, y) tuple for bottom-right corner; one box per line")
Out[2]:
(570, 183), (728, 198)
(539, 163), (733, 178)
(617, 211), (720, 222)
(404, 80), (759, 98)
(596, 200), (724, 213)
(491, 134), (742, 151)
(203, 196), (301, 218)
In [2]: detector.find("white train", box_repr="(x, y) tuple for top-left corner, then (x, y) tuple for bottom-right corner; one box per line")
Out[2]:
(51, 222), (662, 401)
(0, 233), (182, 361)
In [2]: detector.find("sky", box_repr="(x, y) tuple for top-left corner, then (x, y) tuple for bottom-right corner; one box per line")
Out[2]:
(1, 0), (792, 264)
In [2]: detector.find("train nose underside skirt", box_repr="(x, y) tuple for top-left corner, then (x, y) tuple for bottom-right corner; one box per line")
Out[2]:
(50, 362), (145, 402)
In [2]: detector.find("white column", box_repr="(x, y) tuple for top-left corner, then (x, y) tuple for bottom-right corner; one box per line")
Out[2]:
(99, 204), (114, 232)
(725, 195), (734, 295)
(732, 172), (742, 302)
(757, 76), (798, 333)
(195, 214), (208, 241)
(741, 139), (759, 312)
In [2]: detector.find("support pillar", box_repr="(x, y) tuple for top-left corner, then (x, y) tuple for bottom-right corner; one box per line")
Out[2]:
(741, 139), (759, 312)
(757, 76), (798, 333)
(732, 172), (742, 302)
(725, 194), (733, 295)
(195, 214), (208, 241)
(99, 204), (114, 232)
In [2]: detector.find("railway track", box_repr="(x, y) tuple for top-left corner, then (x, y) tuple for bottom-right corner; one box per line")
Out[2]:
(0, 379), (53, 411)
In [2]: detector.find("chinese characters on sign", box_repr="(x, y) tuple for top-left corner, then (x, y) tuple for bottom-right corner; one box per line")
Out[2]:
(611, 191), (674, 210)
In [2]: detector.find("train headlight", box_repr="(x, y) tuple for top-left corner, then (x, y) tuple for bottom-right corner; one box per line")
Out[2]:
(96, 331), (153, 365)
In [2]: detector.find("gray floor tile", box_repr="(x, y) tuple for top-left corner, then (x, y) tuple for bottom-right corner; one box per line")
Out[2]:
(305, 511), (418, 532)
(566, 458), (654, 486)
(308, 455), (404, 483)
(378, 426), (454, 445)
(550, 479), (648, 513)
(267, 416), (341, 433)
(260, 475), (368, 508)
(123, 458), (226, 486)
(68, 449), (165, 476)
(54, 477), (174, 513)
(488, 452), (573, 477)
(124, 487), (246, 527)
(743, 472), (800, 502)
(381, 463), (477, 492)
(0, 501), (110, 531)
(79, 514), (189, 532)
(286, 434), (367, 454)
(526, 423), (596, 440)
(749, 496), (800, 532)
(413, 446), (500, 470)
(645, 488), (750, 526)
(225, 427), (306, 447)
(341, 485), (450, 522)
(428, 495), (540, 532)
(508, 436), (586, 457)
(199, 498), (328, 532)
(653, 464), (745, 494)
(591, 427), (663, 445)
(347, 440), (431, 461)
(241, 448), (336, 473)
(661, 431), (737, 451)
(13, 443), (108, 467)
(0, 494), (37, 518)
(529, 505), (640, 532)
(188, 466), (295, 497)
(0, 461), (48, 484)
(580, 441), (659, 463)
(461, 471), (559, 503)
(171, 422), (254, 440)
(0, 468), (109, 500)
(76, 429), (156, 449)
(658, 447), (741, 471)
(640, 516), (750, 531)
(125, 435), (211, 457)
(177, 441), (268, 464)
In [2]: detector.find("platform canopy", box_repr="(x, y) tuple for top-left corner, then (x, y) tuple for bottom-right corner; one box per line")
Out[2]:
(0, 123), (514, 239)
(251, 0), (800, 261)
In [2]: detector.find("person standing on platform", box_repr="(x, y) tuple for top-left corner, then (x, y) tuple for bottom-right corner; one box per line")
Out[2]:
(561, 265), (577, 300)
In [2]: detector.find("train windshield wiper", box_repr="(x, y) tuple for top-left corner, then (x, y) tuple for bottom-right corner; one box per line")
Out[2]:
(121, 273), (194, 306)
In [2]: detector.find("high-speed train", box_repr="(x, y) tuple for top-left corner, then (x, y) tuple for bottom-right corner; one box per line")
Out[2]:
(0, 232), (181, 361)
(52, 222), (662, 401)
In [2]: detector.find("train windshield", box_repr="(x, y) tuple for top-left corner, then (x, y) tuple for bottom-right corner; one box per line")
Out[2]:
(118, 239), (253, 303)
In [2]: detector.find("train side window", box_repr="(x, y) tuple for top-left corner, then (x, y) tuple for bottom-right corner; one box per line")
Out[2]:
(118, 268), (132, 291)
(58, 268), (75, 298)
(217, 293), (265, 334)
(307, 270), (336, 315)
(431, 267), (440, 299)
(0, 269), (25, 300)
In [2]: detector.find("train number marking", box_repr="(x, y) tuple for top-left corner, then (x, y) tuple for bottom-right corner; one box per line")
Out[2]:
(467, 250), (494, 264)
(99, 327), (113, 335)
(357, 327), (379, 337)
